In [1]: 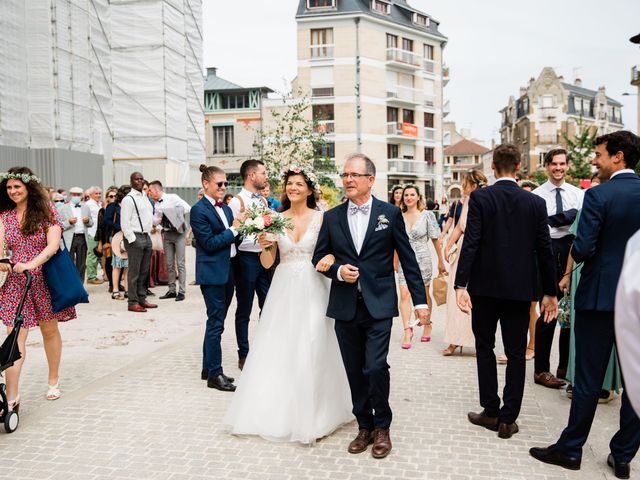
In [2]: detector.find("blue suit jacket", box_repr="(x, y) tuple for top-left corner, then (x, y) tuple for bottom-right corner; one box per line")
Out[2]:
(312, 197), (427, 321)
(572, 172), (640, 312)
(190, 198), (236, 286)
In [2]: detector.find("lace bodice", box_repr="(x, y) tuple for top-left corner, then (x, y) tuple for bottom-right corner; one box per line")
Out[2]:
(277, 211), (323, 266)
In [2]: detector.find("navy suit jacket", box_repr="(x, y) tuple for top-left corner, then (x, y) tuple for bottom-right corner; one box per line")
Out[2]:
(190, 198), (236, 286)
(455, 180), (556, 302)
(572, 172), (640, 312)
(312, 197), (427, 321)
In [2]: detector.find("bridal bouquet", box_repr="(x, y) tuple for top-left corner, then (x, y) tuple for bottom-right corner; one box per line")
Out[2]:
(236, 202), (294, 248)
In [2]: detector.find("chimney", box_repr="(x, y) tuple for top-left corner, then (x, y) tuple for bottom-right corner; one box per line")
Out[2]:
(206, 67), (217, 77)
(558, 75), (564, 81)
(574, 78), (582, 86)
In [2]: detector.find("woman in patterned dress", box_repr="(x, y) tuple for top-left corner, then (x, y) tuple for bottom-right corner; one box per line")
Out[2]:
(0, 167), (76, 412)
(397, 185), (445, 348)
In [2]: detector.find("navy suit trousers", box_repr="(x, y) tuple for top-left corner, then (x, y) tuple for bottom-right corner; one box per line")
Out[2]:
(201, 273), (234, 378)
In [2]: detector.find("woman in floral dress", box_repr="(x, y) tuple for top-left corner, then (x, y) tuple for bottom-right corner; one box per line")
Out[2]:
(0, 167), (76, 412)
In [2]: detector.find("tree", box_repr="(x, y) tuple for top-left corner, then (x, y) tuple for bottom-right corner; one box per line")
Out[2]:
(563, 117), (597, 182)
(254, 89), (336, 188)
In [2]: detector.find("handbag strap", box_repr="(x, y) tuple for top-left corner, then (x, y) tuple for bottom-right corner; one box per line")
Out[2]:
(127, 194), (145, 232)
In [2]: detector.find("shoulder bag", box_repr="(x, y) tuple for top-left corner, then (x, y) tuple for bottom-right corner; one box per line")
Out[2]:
(43, 236), (89, 313)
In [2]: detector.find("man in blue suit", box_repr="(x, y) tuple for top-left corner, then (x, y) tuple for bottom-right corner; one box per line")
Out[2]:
(531, 131), (640, 479)
(190, 165), (241, 392)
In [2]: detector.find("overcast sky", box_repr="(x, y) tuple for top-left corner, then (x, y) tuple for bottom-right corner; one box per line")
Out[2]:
(203, 0), (640, 143)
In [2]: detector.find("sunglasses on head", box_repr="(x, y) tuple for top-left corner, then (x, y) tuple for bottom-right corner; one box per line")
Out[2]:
(215, 181), (229, 188)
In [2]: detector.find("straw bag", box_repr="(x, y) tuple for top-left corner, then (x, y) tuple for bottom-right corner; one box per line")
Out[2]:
(432, 272), (448, 306)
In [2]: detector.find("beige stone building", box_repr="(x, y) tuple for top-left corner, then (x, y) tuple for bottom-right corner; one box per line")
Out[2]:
(443, 138), (489, 199)
(293, 0), (448, 201)
(203, 68), (272, 189)
(499, 67), (623, 175)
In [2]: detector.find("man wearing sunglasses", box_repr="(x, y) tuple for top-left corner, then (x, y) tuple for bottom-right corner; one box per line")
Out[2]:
(148, 181), (191, 302)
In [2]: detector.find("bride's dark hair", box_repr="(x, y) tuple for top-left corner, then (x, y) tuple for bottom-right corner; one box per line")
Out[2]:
(280, 171), (318, 211)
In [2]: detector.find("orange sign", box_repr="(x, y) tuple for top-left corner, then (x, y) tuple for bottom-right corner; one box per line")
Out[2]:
(401, 122), (418, 137)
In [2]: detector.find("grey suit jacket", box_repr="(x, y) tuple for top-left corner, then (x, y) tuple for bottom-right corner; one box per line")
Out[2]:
(58, 203), (93, 247)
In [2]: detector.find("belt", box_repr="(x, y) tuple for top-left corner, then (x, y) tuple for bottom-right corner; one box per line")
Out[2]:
(237, 250), (260, 256)
(73, 233), (85, 236)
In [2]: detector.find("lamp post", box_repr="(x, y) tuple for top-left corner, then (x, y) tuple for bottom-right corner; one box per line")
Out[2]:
(630, 34), (640, 135)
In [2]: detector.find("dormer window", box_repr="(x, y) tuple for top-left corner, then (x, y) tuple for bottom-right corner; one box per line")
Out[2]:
(307, 0), (336, 8)
(413, 13), (429, 26)
(371, 0), (390, 14)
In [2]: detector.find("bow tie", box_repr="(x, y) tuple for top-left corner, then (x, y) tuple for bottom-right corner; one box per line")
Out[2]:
(251, 193), (262, 199)
(349, 204), (370, 215)
(214, 201), (224, 208)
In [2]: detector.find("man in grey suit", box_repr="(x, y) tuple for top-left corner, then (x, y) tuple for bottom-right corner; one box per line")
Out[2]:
(67, 186), (93, 282)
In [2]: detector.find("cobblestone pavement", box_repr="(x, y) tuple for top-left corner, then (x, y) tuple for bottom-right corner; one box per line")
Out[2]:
(0, 251), (635, 479)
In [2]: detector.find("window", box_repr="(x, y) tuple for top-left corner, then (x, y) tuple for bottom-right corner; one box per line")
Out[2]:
(423, 44), (434, 60)
(413, 13), (429, 26)
(542, 95), (554, 108)
(424, 147), (434, 163)
(312, 87), (334, 97)
(310, 28), (333, 58)
(312, 104), (334, 121)
(220, 93), (250, 110)
(387, 107), (398, 123)
(424, 112), (434, 128)
(315, 141), (335, 158)
(212, 126), (234, 154)
(386, 33), (398, 49)
(307, 0), (335, 8)
(371, 0), (390, 14)
(402, 38), (413, 52)
(402, 109), (414, 124)
(387, 144), (399, 158)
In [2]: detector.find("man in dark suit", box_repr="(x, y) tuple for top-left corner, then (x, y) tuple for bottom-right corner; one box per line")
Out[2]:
(455, 144), (558, 439)
(530, 131), (640, 479)
(312, 153), (428, 459)
(190, 165), (241, 392)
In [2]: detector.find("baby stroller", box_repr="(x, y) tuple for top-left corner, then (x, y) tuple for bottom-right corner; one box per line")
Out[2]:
(0, 264), (32, 433)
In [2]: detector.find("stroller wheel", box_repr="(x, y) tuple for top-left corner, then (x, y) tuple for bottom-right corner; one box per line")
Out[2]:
(4, 410), (18, 433)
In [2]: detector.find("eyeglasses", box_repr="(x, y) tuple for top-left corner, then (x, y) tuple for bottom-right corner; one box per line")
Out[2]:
(339, 173), (371, 179)
(215, 181), (229, 188)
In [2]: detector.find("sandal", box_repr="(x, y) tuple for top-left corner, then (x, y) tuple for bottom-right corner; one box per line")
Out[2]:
(401, 327), (413, 349)
(442, 344), (462, 356)
(112, 292), (125, 300)
(46, 383), (61, 401)
(8, 394), (21, 413)
(525, 347), (535, 361)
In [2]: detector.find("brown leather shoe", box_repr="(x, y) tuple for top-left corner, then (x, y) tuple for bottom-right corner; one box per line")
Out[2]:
(128, 304), (147, 313)
(139, 301), (158, 309)
(498, 422), (519, 439)
(371, 429), (392, 459)
(467, 410), (499, 431)
(534, 372), (566, 389)
(238, 357), (246, 371)
(347, 429), (373, 454)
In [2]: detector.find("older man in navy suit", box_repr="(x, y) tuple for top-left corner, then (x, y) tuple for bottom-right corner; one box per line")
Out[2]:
(190, 165), (242, 392)
(530, 131), (640, 479)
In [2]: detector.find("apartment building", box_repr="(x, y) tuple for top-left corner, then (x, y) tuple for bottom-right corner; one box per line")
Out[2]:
(294, 0), (448, 200)
(499, 67), (623, 175)
(204, 68), (272, 188)
(443, 138), (489, 199)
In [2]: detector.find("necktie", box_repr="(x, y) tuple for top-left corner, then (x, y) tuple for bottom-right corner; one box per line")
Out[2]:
(349, 204), (370, 215)
(251, 193), (262, 199)
(215, 201), (224, 208)
(555, 187), (563, 215)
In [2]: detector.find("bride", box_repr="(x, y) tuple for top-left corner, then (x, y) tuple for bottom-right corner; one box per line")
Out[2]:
(223, 167), (353, 444)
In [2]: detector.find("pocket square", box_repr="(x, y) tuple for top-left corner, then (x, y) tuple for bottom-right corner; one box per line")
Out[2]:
(374, 224), (389, 232)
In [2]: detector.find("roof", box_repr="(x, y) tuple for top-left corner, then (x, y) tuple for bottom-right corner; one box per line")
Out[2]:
(203, 74), (243, 92)
(561, 82), (622, 107)
(444, 138), (490, 156)
(296, 0), (447, 41)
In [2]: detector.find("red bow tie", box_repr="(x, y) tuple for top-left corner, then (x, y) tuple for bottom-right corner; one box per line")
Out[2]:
(215, 201), (224, 208)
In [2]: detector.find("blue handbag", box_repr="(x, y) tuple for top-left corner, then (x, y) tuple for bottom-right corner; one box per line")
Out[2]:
(43, 237), (89, 313)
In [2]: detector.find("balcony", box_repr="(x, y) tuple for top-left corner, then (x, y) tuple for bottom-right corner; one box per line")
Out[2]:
(314, 120), (335, 134)
(442, 64), (450, 86)
(423, 93), (437, 109)
(632, 65), (640, 86)
(310, 44), (334, 59)
(423, 127), (436, 142)
(386, 85), (422, 106)
(386, 48), (422, 70)
(537, 134), (558, 144)
(387, 121), (419, 140)
(388, 159), (437, 177)
(423, 58), (435, 74)
(443, 99), (450, 117)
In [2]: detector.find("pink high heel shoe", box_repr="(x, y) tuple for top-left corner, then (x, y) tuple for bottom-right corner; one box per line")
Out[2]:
(421, 336), (431, 342)
(401, 327), (413, 349)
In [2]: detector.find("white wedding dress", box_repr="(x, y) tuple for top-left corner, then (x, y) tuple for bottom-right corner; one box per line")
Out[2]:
(223, 211), (353, 444)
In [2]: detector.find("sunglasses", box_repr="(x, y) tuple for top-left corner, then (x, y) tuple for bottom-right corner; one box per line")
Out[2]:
(107, 194), (116, 198)
(215, 181), (229, 187)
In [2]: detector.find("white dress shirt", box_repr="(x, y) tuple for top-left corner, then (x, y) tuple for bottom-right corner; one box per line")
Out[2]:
(152, 192), (192, 230)
(228, 188), (266, 253)
(532, 180), (584, 239)
(205, 194), (237, 258)
(85, 198), (101, 237)
(120, 189), (154, 243)
(615, 229), (640, 415)
(72, 205), (85, 234)
(610, 168), (635, 179)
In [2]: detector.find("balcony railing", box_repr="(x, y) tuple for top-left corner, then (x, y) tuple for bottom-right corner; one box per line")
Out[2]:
(387, 121), (419, 138)
(388, 159), (436, 176)
(386, 48), (422, 68)
(314, 120), (335, 134)
(423, 127), (436, 141)
(423, 58), (435, 74)
(423, 93), (436, 108)
(442, 64), (450, 85)
(632, 65), (640, 86)
(443, 99), (450, 117)
(310, 44), (334, 59)
(386, 85), (422, 104)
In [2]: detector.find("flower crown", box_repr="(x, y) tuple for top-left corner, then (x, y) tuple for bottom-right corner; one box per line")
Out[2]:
(282, 166), (320, 191)
(0, 172), (41, 184)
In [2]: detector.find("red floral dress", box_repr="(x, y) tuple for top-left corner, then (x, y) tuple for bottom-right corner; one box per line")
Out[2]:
(0, 206), (76, 328)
